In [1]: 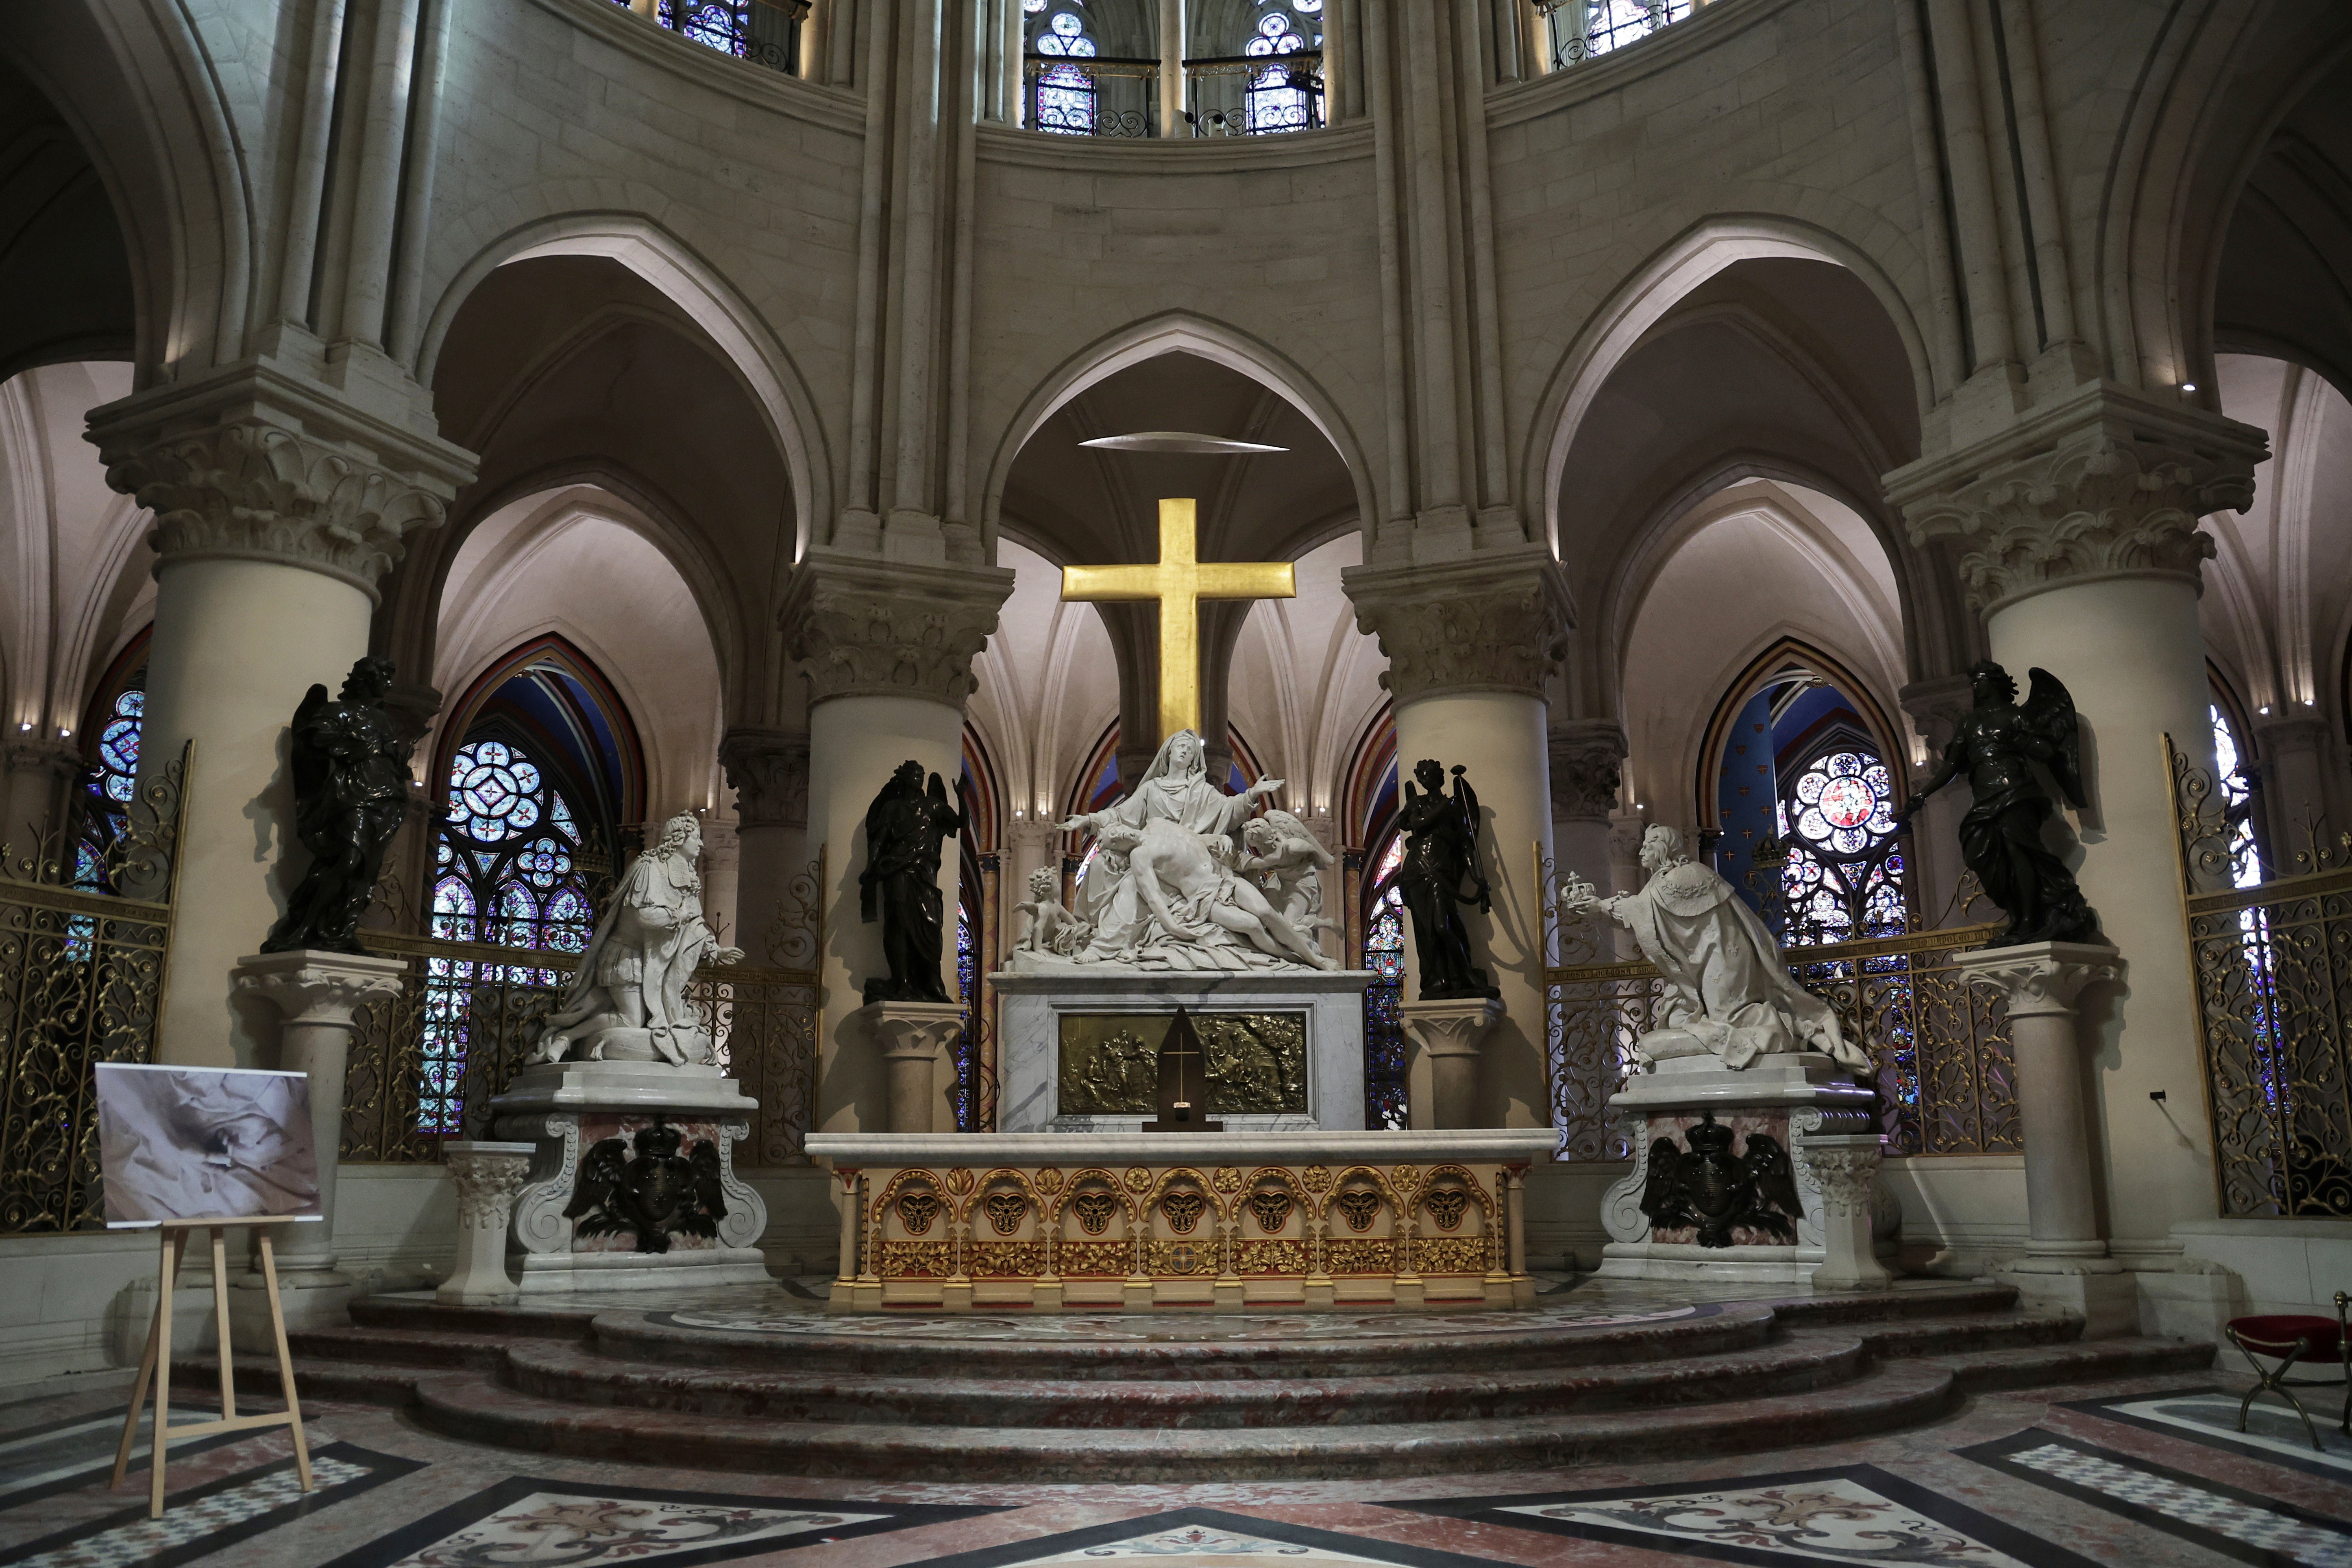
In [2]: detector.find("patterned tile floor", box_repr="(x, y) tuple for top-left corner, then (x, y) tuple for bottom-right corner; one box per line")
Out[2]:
(0, 1296), (2341, 1568)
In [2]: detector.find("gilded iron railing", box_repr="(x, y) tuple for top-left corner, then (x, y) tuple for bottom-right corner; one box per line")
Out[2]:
(1539, 847), (2014, 1161)
(0, 744), (191, 1233)
(2168, 734), (2352, 1217)
(344, 858), (823, 1167)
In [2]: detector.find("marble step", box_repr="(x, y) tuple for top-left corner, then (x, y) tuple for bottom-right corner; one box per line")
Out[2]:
(399, 1356), (1967, 1479)
(288, 1326), (525, 1371)
(586, 1302), (1786, 1381)
(495, 1331), (1876, 1427)
(345, 1298), (599, 1339)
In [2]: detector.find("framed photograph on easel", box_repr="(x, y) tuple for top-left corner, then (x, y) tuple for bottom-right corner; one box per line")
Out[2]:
(94, 1063), (321, 1519)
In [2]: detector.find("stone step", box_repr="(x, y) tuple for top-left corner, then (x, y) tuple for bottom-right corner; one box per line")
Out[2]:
(288, 1326), (521, 1371)
(345, 1298), (598, 1339)
(587, 1301), (1786, 1381)
(1934, 1335), (2217, 1392)
(497, 1332), (1873, 1428)
(394, 1358), (1964, 1480)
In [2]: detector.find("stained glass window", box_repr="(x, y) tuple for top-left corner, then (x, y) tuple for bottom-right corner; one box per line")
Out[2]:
(421, 737), (601, 1133)
(1545, 0), (1692, 68)
(1361, 831), (1407, 1130)
(1776, 748), (1907, 947)
(70, 674), (146, 897)
(1031, 6), (1100, 133)
(612, 0), (800, 74)
(2211, 704), (2263, 889)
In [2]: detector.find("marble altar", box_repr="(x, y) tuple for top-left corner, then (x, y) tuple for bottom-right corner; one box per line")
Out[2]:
(807, 1128), (1554, 1310)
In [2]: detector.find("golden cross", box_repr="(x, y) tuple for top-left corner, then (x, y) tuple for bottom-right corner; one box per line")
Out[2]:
(1060, 498), (1295, 742)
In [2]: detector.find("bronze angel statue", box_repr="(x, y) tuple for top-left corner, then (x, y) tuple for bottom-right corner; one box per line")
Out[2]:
(859, 761), (964, 1004)
(563, 1119), (728, 1254)
(1397, 758), (1498, 1000)
(1897, 660), (2102, 948)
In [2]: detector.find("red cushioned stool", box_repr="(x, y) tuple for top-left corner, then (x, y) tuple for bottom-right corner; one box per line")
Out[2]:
(2225, 1294), (2350, 1450)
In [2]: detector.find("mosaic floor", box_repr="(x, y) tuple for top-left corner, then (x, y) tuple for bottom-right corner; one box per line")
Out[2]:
(0, 1283), (2339, 1568)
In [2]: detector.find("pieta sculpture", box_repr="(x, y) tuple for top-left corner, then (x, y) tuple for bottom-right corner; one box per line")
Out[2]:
(262, 655), (412, 954)
(529, 810), (743, 1066)
(1028, 728), (1335, 972)
(1896, 660), (2102, 948)
(1565, 823), (1869, 1071)
(1396, 759), (1498, 999)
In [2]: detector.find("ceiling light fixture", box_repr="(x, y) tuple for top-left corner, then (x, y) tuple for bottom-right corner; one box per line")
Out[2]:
(2181, 382), (2197, 393)
(1078, 431), (1288, 455)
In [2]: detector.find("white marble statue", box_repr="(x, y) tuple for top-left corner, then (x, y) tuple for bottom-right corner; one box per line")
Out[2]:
(529, 811), (744, 1067)
(1036, 729), (1337, 973)
(1563, 824), (1868, 1072)
(1012, 864), (1091, 956)
(1240, 810), (1339, 936)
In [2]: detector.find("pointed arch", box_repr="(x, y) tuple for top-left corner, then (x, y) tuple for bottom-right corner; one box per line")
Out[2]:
(414, 213), (828, 561)
(1694, 636), (1907, 834)
(1524, 219), (1937, 557)
(981, 311), (1377, 556)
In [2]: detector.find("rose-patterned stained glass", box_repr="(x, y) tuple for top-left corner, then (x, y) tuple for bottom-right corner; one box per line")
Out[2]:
(1777, 748), (1908, 948)
(1361, 832), (1408, 1130)
(68, 669), (149, 911)
(423, 736), (600, 1132)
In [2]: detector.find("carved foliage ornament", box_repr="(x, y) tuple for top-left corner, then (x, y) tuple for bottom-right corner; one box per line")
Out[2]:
(98, 418), (453, 595)
(983, 1191), (1028, 1234)
(719, 730), (809, 829)
(1348, 553), (1572, 704)
(1071, 1191), (1118, 1234)
(1903, 426), (2262, 613)
(446, 1147), (532, 1230)
(1550, 723), (1629, 821)
(1334, 1189), (1383, 1232)
(782, 556), (1010, 707)
(1248, 1188), (1294, 1232)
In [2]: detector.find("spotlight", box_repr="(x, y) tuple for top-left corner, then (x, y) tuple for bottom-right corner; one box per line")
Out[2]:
(2181, 382), (2197, 393)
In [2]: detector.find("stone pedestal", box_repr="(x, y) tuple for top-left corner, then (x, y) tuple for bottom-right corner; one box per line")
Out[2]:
(226, 948), (407, 1348)
(1598, 1052), (1899, 1286)
(492, 1061), (771, 1293)
(856, 1000), (967, 1133)
(994, 968), (1373, 1132)
(1955, 940), (2135, 1334)
(1399, 997), (1503, 1130)
(437, 1141), (536, 1304)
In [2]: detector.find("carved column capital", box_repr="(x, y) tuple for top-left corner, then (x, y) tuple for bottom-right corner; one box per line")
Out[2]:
(4, 738), (84, 784)
(1898, 675), (1975, 756)
(1953, 939), (2123, 1019)
(1344, 546), (1572, 705)
(86, 362), (476, 602)
(1887, 388), (2267, 615)
(780, 550), (1015, 709)
(1548, 720), (1627, 822)
(443, 1141), (535, 1229)
(233, 948), (409, 1027)
(720, 727), (810, 828)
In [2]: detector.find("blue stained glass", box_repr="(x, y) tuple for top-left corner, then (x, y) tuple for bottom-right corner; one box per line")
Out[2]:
(1361, 860), (1408, 1130)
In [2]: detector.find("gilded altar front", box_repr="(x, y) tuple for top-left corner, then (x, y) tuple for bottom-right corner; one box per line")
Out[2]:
(807, 1129), (1553, 1311)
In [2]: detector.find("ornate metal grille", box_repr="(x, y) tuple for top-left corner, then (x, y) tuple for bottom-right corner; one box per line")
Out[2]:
(342, 860), (822, 1167)
(2169, 734), (2352, 1217)
(0, 744), (189, 1233)
(1540, 847), (2015, 1161)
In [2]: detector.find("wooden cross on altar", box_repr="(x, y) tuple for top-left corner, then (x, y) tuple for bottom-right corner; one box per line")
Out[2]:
(1059, 498), (1295, 742)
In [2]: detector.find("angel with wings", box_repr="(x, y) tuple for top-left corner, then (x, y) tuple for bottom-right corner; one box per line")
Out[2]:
(1239, 810), (1339, 937)
(1897, 660), (2102, 947)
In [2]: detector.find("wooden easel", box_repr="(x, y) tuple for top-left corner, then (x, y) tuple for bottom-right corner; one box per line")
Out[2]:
(110, 1216), (312, 1519)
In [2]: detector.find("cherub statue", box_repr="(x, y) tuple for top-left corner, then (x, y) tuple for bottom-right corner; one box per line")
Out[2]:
(1012, 864), (1090, 956)
(1895, 660), (2102, 947)
(1239, 811), (1339, 937)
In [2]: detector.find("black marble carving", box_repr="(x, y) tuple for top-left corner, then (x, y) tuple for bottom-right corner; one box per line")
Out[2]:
(564, 1120), (727, 1254)
(1897, 660), (2102, 947)
(1639, 1111), (1802, 1248)
(1396, 758), (1499, 1000)
(261, 655), (413, 954)
(859, 761), (964, 1004)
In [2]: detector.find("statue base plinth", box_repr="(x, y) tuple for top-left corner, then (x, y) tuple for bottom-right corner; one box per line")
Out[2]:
(491, 1063), (770, 1295)
(1597, 1053), (1900, 1288)
(993, 968), (1374, 1133)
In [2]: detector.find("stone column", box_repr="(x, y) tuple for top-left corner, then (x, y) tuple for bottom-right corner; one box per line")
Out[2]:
(1898, 675), (1975, 926)
(1890, 387), (2265, 1258)
(2251, 714), (2339, 871)
(859, 1001), (967, 1132)
(228, 948), (409, 1337)
(1, 738), (81, 863)
(1802, 1136), (1894, 1291)
(1346, 545), (1569, 1129)
(1398, 996), (1503, 1128)
(1549, 719), (1626, 919)
(87, 368), (473, 1069)
(436, 1141), (536, 1304)
(720, 727), (810, 963)
(1955, 941), (2134, 1332)
(783, 551), (1013, 1134)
